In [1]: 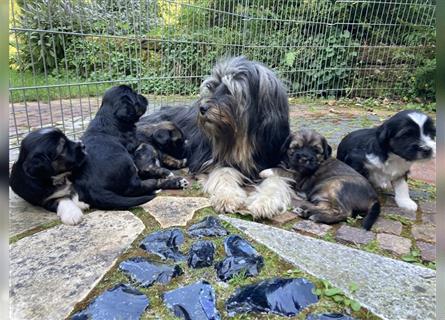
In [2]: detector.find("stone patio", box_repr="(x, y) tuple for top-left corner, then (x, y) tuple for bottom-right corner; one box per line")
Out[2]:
(8, 101), (436, 319)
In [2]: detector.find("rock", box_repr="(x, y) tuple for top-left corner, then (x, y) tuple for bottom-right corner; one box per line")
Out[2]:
(215, 235), (264, 281)
(140, 228), (185, 261)
(226, 278), (318, 317)
(270, 212), (298, 225)
(119, 257), (183, 287)
(421, 213), (437, 225)
(372, 218), (403, 235)
(187, 240), (215, 269)
(412, 224), (436, 243)
(142, 196), (210, 228)
(10, 210), (145, 320)
(187, 216), (228, 238)
(71, 284), (149, 319)
(306, 313), (356, 320)
(382, 205), (417, 221)
(163, 280), (221, 320)
(416, 241), (436, 262)
(335, 225), (375, 245)
(377, 233), (412, 256)
(219, 215), (436, 320)
(9, 188), (59, 237)
(419, 201), (436, 214)
(293, 220), (332, 237)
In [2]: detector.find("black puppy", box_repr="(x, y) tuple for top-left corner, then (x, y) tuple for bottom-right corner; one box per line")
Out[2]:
(261, 129), (380, 230)
(337, 110), (436, 212)
(9, 127), (89, 225)
(73, 85), (188, 210)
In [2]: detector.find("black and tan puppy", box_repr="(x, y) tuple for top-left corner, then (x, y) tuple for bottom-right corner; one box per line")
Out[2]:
(9, 127), (89, 225)
(261, 129), (380, 230)
(72, 85), (188, 210)
(135, 120), (188, 171)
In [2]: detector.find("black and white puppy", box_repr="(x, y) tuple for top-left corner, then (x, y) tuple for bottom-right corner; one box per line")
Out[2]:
(73, 85), (188, 210)
(9, 127), (89, 225)
(337, 110), (436, 211)
(261, 129), (380, 229)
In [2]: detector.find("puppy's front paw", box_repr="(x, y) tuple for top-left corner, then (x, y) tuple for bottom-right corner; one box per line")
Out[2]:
(57, 199), (84, 225)
(211, 193), (246, 213)
(293, 206), (310, 218)
(178, 178), (189, 188)
(395, 197), (418, 212)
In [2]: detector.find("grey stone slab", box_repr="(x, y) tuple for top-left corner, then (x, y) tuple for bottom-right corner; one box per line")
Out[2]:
(9, 188), (59, 237)
(293, 220), (332, 237)
(416, 241), (436, 262)
(219, 215), (436, 320)
(335, 225), (375, 245)
(10, 210), (145, 320)
(382, 205), (417, 221)
(412, 224), (436, 243)
(377, 233), (412, 256)
(419, 201), (436, 215)
(142, 196), (210, 228)
(372, 218), (403, 236)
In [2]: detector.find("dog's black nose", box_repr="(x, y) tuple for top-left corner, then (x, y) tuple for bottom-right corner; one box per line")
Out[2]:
(200, 104), (210, 115)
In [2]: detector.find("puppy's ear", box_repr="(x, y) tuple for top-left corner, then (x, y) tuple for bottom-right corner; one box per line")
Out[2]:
(153, 129), (170, 146)
(377, 123), (390, 147)
(23, 153), (53, 178)
(322, 140), (332, 159)
(137, 94), (148, 108)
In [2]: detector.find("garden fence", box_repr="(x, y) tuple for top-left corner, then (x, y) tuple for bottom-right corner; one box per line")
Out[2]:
(9, 0), (436, 162)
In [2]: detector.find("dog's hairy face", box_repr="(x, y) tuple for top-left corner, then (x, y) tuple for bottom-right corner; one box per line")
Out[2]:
(377, 110), (436, 161)
(101, 85), (148, 124)
(283, 129), (332, 176)
(19, 128), (86, 179)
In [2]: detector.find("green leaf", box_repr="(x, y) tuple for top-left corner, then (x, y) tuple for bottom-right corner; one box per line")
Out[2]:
(324, 288), (343, 296)
(351, 300), (361, 311)
(349, 282), (359, 293)
(333, 295), (344, 302)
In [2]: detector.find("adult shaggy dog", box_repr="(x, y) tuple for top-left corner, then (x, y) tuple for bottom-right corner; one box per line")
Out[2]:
(139, 56), (293, 218)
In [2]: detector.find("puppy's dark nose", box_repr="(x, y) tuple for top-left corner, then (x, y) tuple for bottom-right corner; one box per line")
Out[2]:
(200, 104), (210, 115)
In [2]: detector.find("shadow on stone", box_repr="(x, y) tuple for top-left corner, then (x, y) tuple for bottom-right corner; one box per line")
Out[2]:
(140, 228), (185, 261)
(119, 257), (183, 287)
(225, 278), (318, 317)
(306, 313), (356, 320)
(215, 235), (264, 281)
(187, 240), (215, 269)
(163, 280), (221, 320)
(71, 284), (149, 320)
(187, 216), (228, 238)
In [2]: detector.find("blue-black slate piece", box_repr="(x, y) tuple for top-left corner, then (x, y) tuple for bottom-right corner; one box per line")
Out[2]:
(306, 313), (356, 320)
(187, 216), (228, 238)
(71, 284), (149, 320)
(215, 235), (264, 281)
(187, 240), (215, 268)
(226, 278), (318, 317)
(119, 257), (183, 287)
(163, 280), (221, 320)
(139, 228), (185, 261)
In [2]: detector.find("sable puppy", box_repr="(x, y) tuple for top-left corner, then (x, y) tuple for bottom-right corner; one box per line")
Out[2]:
(261, 129), (380, 230)
(135, 120), (188, 170)
(337, 110), (436, 212)
(133, 143), (175, 179)
(9, 127), (89, 225)
(73, 85), (188, 210)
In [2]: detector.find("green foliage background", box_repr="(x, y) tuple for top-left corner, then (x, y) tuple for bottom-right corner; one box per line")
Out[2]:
(10, 0), (436, 102)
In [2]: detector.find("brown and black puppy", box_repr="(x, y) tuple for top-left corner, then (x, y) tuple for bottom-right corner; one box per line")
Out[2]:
(261, 129), (380, 230)
(136, 120), (187, 170)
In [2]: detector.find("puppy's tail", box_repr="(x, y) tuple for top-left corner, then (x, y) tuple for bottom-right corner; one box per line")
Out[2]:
(362, 201), (381, 230)
(88, 189), (155, 210)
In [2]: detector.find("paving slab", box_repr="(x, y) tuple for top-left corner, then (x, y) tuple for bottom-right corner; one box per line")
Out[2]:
(412, 224), (436, 243)
(372, 218), (403, 236)
(270, 212), (298, 225)
(9, 188), (59, 237)
(382, 205), (417, 221)
(377, 233), (412, 256)
(219, 215), (436, 320)
(416, 241), (436, 262)
(141, 196), (210, 228)
(293, 220), (333, 237)
(9, 210), (145, 320)
(335, 225), (375, 245)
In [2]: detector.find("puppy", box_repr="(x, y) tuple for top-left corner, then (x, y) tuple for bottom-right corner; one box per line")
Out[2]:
(337, 110), (436, 211)
(133, 143), (174, 179)
(261, 129), (380, 230)
(9, 127), (89, 225)
(135, 120), (188, 170)
(72, 85), (188, 210)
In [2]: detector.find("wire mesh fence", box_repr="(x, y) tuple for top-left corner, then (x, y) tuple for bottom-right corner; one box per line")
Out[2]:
(9, 0), (436, 162)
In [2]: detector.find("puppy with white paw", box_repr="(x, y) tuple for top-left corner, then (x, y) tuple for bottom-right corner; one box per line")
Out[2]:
(337, 110), (436, 212)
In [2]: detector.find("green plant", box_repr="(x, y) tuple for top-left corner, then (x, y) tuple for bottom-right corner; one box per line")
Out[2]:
(314, 280), (362, 312)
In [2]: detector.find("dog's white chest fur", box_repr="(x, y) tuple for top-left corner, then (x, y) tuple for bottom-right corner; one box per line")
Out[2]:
(365, 153), (411, 189)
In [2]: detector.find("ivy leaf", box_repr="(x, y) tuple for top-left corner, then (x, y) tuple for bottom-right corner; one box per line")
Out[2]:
(349, 282), (359, 293)
(324, 288), (343, 296)
(351, 300), (361, 311)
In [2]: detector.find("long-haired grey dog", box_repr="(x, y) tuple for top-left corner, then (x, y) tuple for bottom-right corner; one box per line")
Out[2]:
(139, 56), (294, 218)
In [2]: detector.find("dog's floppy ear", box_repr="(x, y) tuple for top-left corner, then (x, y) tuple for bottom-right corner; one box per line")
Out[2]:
(377, 123), (390, 147)
(153, 128), (170, 146)
(322, 139), (332, 159)
(23, 153), (53, 178)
